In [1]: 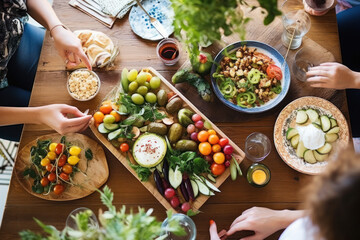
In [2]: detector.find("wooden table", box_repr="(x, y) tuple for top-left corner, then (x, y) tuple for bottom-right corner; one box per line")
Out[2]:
(0, 1), (347, 239)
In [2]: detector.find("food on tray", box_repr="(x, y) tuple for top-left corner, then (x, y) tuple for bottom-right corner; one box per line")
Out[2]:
(212, 45), (283, 108)
(286, 108), (339, 164)
(190, 52), (213, 75)
(68, 69), (99, 100)
(68, 30), (119, 69)
(93, 68), (241, 214)
(172, 69), (212, 101)
(22, 136), (93, 196)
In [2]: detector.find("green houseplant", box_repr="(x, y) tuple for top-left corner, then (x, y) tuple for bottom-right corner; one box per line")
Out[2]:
(19, 186), (185, 240)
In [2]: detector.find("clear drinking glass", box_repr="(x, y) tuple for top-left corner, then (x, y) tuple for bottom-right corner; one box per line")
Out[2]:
(304, 0), (334, 12)
(245, 132), (271, 162)
(156, 38), (180, 66)
(65, 207), (99, 230)
(161, 213), (197, 240)
(281, 10), (311, 49)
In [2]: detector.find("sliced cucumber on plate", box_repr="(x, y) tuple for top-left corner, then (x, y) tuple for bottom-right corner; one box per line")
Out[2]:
(314, 150), (328, 162)
(325, 133), (339, 143)
(317, 142), (332, 154)
(306, 109), (319, 122)
(304, 150), (317, 164)
(330, 118), (338, 128)
(296, 141), (307, 158)
(327, 126), (340, 134)
(291, 134), (300, 148)
(108, 128), (123, 141)
(320, 115), (331, 132)
(296, 110), (308, 124)
(286, 128), (298, 140)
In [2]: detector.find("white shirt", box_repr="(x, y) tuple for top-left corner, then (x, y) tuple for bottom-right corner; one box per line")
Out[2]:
(279, 217), (322, 240)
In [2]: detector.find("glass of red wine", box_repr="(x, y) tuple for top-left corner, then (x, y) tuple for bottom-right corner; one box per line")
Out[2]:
(156, 38), (180, 66)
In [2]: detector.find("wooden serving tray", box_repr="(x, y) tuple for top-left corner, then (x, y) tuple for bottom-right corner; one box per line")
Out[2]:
(14, 133), (109, 201)
(90, 67), (245, 212)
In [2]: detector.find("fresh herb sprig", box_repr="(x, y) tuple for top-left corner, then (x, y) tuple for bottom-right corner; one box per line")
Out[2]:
(126, 154), (152, 182)
(167, 151), (210, 176)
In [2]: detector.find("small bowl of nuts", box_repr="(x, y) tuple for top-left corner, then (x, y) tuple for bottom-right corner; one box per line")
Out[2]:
(67, 69), (100, 101)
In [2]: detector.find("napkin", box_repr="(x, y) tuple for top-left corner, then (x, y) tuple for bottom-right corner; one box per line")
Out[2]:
(95, 0), (142, 19)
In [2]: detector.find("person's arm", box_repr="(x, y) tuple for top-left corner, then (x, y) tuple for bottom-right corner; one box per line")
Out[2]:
(0, 104), (92, 135)
(211, 207), (304, 240)
(26, 0), (92, 69)
(306, 62), (360, 89)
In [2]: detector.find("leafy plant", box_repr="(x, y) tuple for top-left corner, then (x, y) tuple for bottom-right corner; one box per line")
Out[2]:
(19, 186), (185, 240)
(167, 151), (210, 176)
(170, 0), (281, 57)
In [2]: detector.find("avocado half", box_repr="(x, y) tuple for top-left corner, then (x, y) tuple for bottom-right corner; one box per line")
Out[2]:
(132, 133), (167, 168)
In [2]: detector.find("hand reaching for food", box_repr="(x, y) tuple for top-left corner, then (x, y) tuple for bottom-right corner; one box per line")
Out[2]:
(38, 104), (92, 135)
(51, 25), (92, 70)
(306, 62), (360, 89)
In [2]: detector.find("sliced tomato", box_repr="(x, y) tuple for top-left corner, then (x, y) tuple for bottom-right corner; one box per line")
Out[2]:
(266, 64), (283, 81)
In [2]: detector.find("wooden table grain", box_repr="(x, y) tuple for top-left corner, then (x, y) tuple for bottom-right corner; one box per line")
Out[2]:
(0, 1), (348, 239)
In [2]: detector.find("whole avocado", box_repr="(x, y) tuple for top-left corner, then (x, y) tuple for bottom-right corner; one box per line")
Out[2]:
(191, 52), (213, 75)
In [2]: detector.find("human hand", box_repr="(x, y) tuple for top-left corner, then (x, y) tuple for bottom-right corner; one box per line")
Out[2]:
(38, 104), (92, 134)
(226, 207), (299, 240)
(306, 62), (360, 89)
(51, 26), (92, 70)
(209, 220), (227, 240)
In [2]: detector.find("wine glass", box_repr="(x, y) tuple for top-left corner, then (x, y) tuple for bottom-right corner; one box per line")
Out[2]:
(65, 207), (99, 230)
(161, 213), (196, 240)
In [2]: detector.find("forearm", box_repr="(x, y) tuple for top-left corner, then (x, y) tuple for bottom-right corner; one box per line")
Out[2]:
(352, 71), (360, 89)
(0, 107), (44, 126)
(277, 210), (305, 229)
(26, 0), (62, 30)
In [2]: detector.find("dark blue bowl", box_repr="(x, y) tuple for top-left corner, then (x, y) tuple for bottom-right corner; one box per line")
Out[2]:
(210, 41), (291, 113)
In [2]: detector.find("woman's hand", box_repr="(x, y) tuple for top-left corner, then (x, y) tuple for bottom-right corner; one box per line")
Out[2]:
(38, 104), (92, 134)
(306, 62), (360, 89)
(209, 220), (227, 240)
(226, 207), (303, 240)
(51, 26), (92, 70)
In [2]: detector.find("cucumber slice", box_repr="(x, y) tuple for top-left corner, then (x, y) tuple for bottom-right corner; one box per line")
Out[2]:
(314, 151), (328, 162)
(327, 126), (340, 134)
(312, 123), (321, 130)
(190, 180), (199, 198)
(296, 110), (308, 124)
(203, 177), (220, 192)
(306, 109), (319, 122)
(317, 143), (332, 154)
(169, 166), (182, 189)
(330, 118), (338, 128)
(291, 135), (300, 148)
(286, 128), (299, 140)
(209, 191), (215, 196)
(98, 123), (110, 134)
(139, 126), (148, 132)
(314, 118), (321, 125)
(296, 141), (307, 158)
(320, 115), (331, 132)
(104, 123), (119, 131)
(108, 128), (123, 141)
(304, 150), (317, 164)
(195, 179), (211, 196)
(325, 133), (338, 143)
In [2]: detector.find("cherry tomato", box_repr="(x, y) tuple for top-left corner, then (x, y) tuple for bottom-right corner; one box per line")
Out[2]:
(211, 163), (226, 176)
(266, 64), (282, 81)
(212, 144), (221, 153)
(55, 144), (63, 155)
(219, 138), (229, 148)
(49, 143), (58, 152)
(213, 152), (225, 164)
(195, 120), (204, 129)
(59, 172), (69, 181)
(197, 130), (209, 142)
(69, 146), (81, 156)
(40, 158), (50, 167)
(187, 124), (196, 134)
(223, 145), (234, 155)
(225, 160), (231, 168)
(208, 129), (216, 135)
(53, 184), (64, 195)
(99, 104), (113, 114)
(93, 111), (105, 123)
(120, 143), (130, 152)
(58, 155), (67, 167)
(208, 134), (219, 145)
(62, 164), (73, 174)
(164, 188), (175, 200)
(192, 114), (202, 122)
(181, 202), (191, 213)
(40, 177), (49, 187)
(46, 152), (56, 161)
(170, 196), (180, 208)
(190, 132), (198, 141)
(46, 164), (55, 172)
(47, 172), (56, 182)
(68, 156), (80, 165)
(110, 110), (121, 122)
(199, 142), (212, 156)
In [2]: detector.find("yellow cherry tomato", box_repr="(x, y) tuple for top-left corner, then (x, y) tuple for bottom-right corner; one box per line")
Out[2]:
(47, 151), (56, 161)
(208, 129), (216, 136)
(69, 146), (81, 156)
(49, 143), (58, 152)
(40, 158), (50, 167)
(68, 155), (80, 165)
(213, 152), (225, 164)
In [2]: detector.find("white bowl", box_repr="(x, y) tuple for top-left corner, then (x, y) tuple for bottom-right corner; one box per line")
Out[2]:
(67, 69), (101, 101)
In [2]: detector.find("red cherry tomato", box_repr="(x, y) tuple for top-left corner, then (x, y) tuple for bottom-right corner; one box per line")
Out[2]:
(46, 164), (55, 172)
(219, 138), (229, 148)
(223, 145), (234, 155)
(181, 202), (191, 213)
(62, 164), (73, 174)
(120, 143), (130, 152)
(59, 172), (69, 181)
(211, 163), (226, 176)
(47, 172), (56, 182)
(58, 155), (67, 167)
(164, 188), (175, 200)
(55, 144), (64, 155)
(40, 177), (49, 187)
(266, 64), (282, 81)
(192, 114), (202, 122)
(170, 196), (180, 208)
(53, 184), (64, 195)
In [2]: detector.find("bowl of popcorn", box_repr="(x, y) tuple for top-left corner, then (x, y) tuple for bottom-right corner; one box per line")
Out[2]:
(67, 69), (100, 101)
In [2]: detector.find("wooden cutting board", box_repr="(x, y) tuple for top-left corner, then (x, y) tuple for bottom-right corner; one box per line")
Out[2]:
(90, 67), (245, 212)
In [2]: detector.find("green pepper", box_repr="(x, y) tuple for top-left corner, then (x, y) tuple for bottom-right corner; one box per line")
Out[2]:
(247, 69), (261, 84)
(236, 93), (250, 108)
(271, 84), (282, 94)
(247, 92), (257, 104)
(219, 80), (236, 99)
